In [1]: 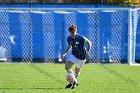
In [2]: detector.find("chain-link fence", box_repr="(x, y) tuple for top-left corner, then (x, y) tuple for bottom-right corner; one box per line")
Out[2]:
(0, 8), (137, 63)
(0, 8), (138, 64)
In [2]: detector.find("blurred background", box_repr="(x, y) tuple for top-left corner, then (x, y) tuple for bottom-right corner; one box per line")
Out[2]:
(0, 0), (139, 6)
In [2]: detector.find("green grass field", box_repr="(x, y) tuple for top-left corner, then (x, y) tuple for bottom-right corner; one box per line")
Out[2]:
(0, 63), (139, 93)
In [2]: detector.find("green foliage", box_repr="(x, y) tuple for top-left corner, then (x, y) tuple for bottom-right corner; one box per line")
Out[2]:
(113, 0), (129, 4)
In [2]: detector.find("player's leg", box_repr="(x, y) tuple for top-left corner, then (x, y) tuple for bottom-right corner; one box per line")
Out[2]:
(71, 59), (86, 89)
(65, 60), (74, 88)
(65, 55), (76, 88)
(74, 66), (81, 79)
(74, 59), (86, 79)
(65, 55), (78, 76)
(65, 60), (74, 74)
(69, 66), (80, 89)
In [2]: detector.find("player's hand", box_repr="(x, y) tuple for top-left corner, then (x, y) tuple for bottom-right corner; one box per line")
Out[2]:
(85, 53), (89, 59)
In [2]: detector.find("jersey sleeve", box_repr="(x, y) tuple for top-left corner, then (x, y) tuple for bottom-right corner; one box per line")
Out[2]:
(82, 36), (89, 43)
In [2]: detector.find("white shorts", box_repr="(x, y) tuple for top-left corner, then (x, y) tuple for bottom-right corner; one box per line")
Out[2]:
(67, 55), (86, 68)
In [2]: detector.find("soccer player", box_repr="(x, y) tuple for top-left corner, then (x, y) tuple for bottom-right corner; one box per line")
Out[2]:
(61, 24), (92, 89)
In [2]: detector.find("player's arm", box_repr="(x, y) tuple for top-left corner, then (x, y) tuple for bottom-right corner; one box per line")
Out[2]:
(61, 45), (72, 59)
(85, 38), (92, 54)
(84, 38), (92, 59)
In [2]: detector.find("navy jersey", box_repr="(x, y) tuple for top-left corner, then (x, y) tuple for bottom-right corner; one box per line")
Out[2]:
(67, 34), (88, 60)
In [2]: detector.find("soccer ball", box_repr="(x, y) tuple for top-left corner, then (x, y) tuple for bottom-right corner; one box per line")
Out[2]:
(66, 73), (75, 82)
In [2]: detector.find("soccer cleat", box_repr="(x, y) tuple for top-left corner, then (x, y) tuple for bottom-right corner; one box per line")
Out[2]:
(65, 83), (72, 88)
(71, 82), (78, 89)
(76, 82), (79, 86)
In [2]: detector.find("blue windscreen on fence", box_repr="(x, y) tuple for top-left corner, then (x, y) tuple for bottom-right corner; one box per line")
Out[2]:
(0, 4), (139, 63)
